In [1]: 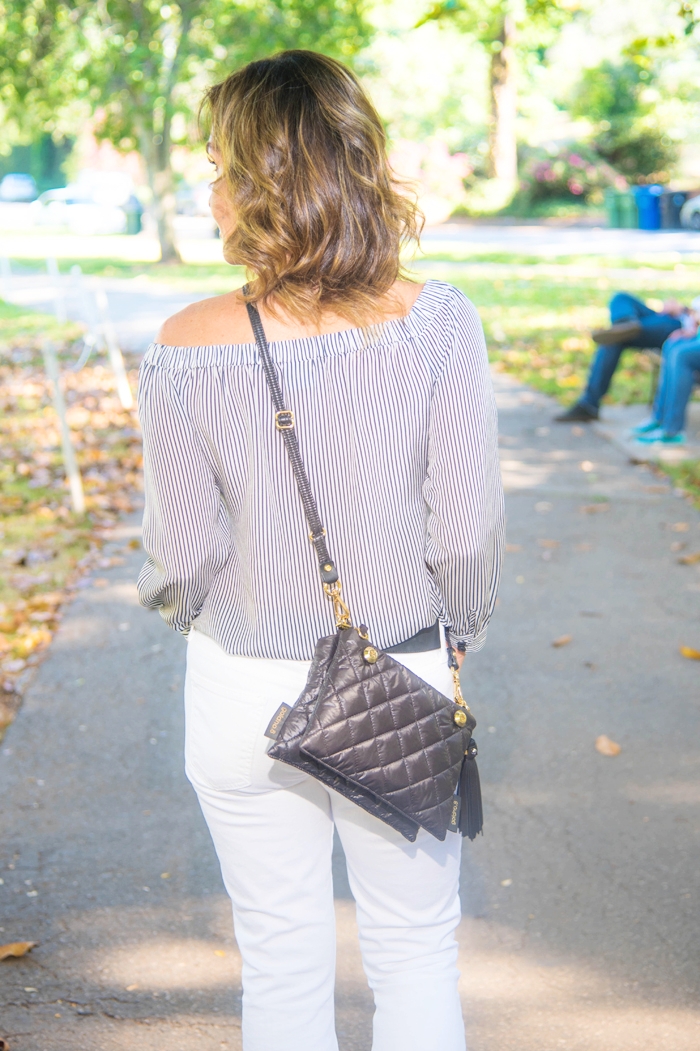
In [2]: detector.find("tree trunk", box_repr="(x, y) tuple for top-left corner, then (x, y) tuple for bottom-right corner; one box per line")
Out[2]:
(140, 123), (181, 264)
(489, 13), (518, 188)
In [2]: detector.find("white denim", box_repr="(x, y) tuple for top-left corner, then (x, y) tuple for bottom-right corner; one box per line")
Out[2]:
(185, 626), (466, 1051)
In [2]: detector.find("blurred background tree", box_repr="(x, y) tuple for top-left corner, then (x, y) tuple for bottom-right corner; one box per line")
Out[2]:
(570, 59), (678, 181)
(417, 0), (579, 204)
(2, 0), (700, 232)
(0, 0), (372, 261)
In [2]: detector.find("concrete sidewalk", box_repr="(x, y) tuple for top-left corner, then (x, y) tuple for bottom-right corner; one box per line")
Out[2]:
(1, 371), (699, 1050)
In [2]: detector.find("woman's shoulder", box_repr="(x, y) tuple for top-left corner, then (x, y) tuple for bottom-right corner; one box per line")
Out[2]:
(156, 290), (251, 348)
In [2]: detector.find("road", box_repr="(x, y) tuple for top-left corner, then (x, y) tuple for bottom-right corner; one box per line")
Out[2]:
(1, 369), (699, 1050)
(3, 219), (700, 353)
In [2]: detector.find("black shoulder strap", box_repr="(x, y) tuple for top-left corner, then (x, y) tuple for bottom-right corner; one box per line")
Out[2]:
(245, 294), (339, 589)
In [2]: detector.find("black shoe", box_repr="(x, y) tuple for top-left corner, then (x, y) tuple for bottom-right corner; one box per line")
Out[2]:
(591, 319), (642, 344)
(554, 402), (599, 423)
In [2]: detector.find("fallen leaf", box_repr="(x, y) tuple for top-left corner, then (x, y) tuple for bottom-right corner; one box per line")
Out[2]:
(0, 941), (37, 961)
(127, 539), (140, 550)
(672, 522), (689, 532)
(595, 735), (621, 757)
(500, 878), (512, 887)
(580, 460), (594, 472)
(92, 578), (109, 588)
(552, 634), (573, 648)
(680, 646), (700, 661)
(505, 543), (522, 553)
(580, 503), (609, 514)
(538, 539), (559, 548)
(678, 552), (700, 565)
(126, 983), (138, 991)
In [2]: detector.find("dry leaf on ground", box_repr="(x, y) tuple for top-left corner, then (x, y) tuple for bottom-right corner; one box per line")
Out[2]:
(672, 522), (690, 532)
(580, 503), (609, 514)
(678, 552), (700, 565)
(680, 646), (700, 661)
(552, 634), (573, 648)
(595, 735), (621, 757)
(0, 941), (37, 961)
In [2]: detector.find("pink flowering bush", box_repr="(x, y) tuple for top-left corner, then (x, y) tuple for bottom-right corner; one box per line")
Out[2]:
(520, 145), (627, 204)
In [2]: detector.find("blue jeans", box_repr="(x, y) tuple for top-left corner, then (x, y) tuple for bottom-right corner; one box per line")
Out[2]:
(580, 293), (681, 411)
(652, 337), (700, 435)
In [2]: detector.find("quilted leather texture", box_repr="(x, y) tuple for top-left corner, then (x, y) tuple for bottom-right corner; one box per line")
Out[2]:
(269, 628), (475, 841)
(268, 634), (421, 841)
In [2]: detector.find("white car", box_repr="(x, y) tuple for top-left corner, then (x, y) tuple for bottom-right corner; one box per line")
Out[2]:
(29, 185), (127, 235)
(680, 194), (700, 230)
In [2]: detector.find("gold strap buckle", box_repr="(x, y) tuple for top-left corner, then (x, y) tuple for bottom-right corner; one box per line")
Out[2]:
(452, 669), (470, 711)
(323, 580), (352, 629)
(275, 410), (295, 431)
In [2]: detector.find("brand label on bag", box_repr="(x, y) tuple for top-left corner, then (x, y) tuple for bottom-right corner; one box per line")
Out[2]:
(264, 703), (293, 740)
(447, 794), (461, 832)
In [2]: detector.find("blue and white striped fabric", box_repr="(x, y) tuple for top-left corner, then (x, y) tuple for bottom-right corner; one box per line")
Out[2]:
(137, 279), (505, 660)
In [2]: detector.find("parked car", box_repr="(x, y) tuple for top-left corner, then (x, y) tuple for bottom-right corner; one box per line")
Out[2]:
(29, 185), (127, 234)
(0, 173), (38, 201)
(680, 194), (700, 230)
(176, 181), (212, 216)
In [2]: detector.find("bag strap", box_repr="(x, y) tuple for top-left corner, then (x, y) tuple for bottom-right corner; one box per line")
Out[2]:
(245, 293), (352, 629)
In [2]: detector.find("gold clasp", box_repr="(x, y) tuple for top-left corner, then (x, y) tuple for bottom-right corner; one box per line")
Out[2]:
(323, 580), (352, 629)
(452, 669), (470, 710)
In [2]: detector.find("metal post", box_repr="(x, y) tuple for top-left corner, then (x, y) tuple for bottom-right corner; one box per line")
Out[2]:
(42, 341), (85, 515)
(46, 256), (67, 323)
(94, 285), (133, 410)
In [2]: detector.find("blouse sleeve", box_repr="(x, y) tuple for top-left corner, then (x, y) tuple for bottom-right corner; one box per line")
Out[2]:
(423, 290), (505, 651)
(136, 361), (231, 632)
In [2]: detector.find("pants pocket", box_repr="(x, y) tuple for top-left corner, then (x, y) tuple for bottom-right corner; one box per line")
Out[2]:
(185, 668), (263, 791)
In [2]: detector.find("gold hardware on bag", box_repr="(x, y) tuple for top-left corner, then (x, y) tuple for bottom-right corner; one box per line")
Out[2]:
(451, 669), (470, 710)
(363, 646), (379, 664)
(453, 709), (468, 727)
(357, 624), (370, 640)
(323, 580), (352, 629)
(275, 410), (295, 430)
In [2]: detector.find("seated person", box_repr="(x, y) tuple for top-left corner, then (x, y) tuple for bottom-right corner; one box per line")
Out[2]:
(631, 303), (700, 444)
(555, 292), (691, 423)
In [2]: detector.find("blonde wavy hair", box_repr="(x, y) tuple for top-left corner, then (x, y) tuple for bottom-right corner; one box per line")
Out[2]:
(202, 50), (422, 324)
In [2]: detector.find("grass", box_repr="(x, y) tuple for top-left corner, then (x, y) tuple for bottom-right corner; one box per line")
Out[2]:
(656, 461), (700, 509)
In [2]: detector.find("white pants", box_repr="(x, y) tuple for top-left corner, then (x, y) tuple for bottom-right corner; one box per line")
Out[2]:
(185, 627), (466, 1051)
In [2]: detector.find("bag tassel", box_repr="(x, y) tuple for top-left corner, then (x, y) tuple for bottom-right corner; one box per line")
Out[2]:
(459, 739), (483, 840)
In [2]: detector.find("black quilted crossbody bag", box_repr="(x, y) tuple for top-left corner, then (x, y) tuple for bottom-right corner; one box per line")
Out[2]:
(246, 296), (483, 843)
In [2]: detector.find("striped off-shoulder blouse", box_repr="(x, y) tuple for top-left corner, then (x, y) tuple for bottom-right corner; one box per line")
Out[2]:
(137, 279), (505, 660)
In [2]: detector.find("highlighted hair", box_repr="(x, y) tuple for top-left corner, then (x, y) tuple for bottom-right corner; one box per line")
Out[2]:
(202, 50), (422, 323)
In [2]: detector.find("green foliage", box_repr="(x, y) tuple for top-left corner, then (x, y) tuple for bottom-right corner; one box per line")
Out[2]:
(570, 60), (677, 182)
(417, 0), (576, 49)
(0, 1), (374, 257)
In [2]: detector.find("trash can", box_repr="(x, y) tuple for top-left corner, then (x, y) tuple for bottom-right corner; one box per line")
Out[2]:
(633, 185), (663, 230)
(123, 194), (144, 235)
(604, 188), (621, 228)
(660, 190), (689, 229)
(618, 192), (638, 228)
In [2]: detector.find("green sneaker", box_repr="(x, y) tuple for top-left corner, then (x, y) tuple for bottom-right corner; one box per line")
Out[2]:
(630, 417), (661, 436)
(636, 429), (685, 445)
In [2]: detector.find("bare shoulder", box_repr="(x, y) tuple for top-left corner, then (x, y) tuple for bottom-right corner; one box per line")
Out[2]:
(156, 289), (251, 347)
(392, 280), (425, 317)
